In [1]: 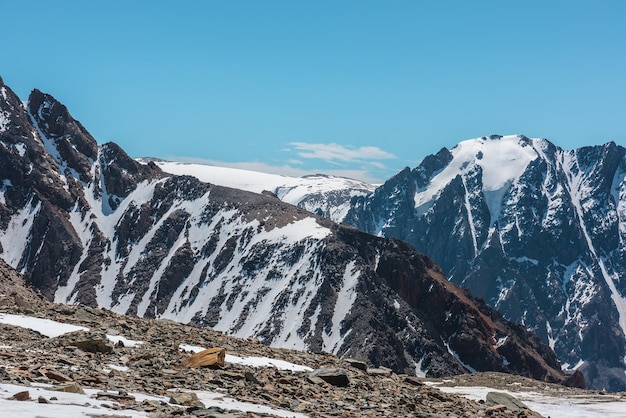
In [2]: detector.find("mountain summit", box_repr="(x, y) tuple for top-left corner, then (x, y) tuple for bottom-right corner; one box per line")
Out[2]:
(0, 79), (576, 386)
(345, 134), (626, 390)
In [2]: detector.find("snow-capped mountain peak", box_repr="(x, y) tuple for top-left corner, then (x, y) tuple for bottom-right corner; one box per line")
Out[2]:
(345, 136), (626, 391)
(414, 135), (540, 219)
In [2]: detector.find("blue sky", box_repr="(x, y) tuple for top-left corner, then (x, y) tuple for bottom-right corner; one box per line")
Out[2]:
(1, 1), (625, 183)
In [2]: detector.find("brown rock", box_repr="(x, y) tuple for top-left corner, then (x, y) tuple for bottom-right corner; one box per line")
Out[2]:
(37, 396), (50, 403)
(10, 390), (30, 401)
(183, 347), (225, 368)
(486, 404), (508, 415)
(404, 376), (424, 386)
(74, 338), (113, 353)
(44, 369), (72, 382)
(96, 391), (136, 402)
(168, 391), (204, 407)
(53, 382), (84, 394)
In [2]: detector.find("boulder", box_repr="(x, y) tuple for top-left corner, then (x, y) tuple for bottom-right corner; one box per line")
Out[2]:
(74, 337), (113, 353)
(183, 347), (225, 368)
(10, 391), (30, 401)
(404, 376), (424, 387)
(308, 368), (350, 387)
(485, 392), (543, 417)
(367, 366), (393, 376)
(168, 391), (205, 407)
(53, 382), (84, 394)
(344, 358), (368, 371)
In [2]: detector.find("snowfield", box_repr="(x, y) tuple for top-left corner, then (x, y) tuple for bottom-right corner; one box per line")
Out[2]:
(430, 383), (626, 418)
(143, 159), (376, 222)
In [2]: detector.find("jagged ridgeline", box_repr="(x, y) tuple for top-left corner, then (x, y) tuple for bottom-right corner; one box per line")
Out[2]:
(345, 135), (626, 391)
(0, 76), (579, 386)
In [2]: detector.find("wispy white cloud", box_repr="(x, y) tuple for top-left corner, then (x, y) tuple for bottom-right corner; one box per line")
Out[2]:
(369, 161), (387, 169)
(288, 142), (396, 164)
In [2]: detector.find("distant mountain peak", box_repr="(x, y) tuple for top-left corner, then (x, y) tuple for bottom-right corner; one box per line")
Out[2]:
(345, 136), (626, 391)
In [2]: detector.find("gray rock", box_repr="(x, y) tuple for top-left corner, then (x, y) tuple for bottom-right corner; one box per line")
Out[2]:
(367, 366), (393, 376)
(308, 368), (350, 387)
(486, 392), (543, 417)
(344, 358), (368, 371)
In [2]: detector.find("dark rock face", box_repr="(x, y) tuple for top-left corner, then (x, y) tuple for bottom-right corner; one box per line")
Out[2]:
(0, 79), (574, 386)
(27, 89), (98, 183)
(344, 135), (626, 391)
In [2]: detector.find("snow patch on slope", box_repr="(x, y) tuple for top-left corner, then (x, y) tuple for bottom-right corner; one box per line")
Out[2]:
(323, 261), (360, 353)
(0, 313), (88, 337)
(0, 199), (40, 270)
(0, 109), (10, 133)
(179, 344), (312, 372)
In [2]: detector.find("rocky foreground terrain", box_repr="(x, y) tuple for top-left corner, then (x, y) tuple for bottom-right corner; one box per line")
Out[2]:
(2, 262), (624, 417)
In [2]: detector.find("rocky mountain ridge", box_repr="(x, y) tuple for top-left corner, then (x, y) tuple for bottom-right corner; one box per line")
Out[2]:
(0, 78), (575, 385)
(344, 135), (626, 391)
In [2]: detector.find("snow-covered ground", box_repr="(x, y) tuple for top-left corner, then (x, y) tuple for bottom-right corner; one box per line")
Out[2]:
(0, 382), (308, 418)
(0, 383), (151, 418)
(144, 160), (374, 199)
(429, 382), (626, 418)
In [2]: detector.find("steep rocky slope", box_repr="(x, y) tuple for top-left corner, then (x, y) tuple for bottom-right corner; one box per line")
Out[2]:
(345, 134), (626, 390)
(0, 78), (575, 385)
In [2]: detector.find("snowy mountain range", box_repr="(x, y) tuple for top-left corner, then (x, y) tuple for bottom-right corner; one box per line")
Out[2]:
(0, 77), (575, 385)
(144, 160), (375, 222)
(344, 135), (626, 391)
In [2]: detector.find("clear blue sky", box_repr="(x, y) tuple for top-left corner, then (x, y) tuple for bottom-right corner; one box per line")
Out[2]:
(2, 1), (625, 183)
